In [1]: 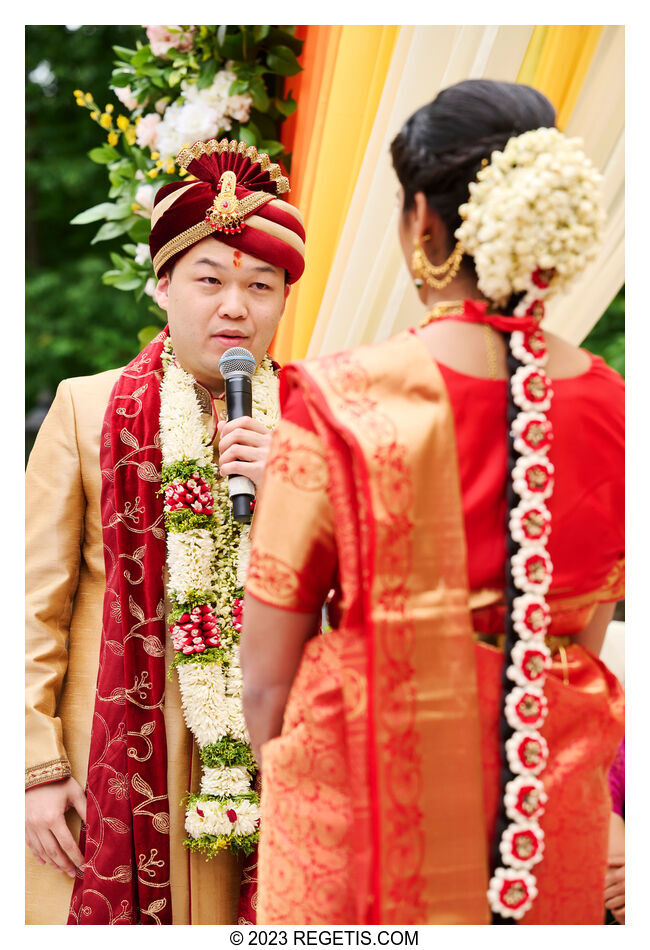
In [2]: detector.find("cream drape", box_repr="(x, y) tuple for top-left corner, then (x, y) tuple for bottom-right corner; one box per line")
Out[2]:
(306, 25), (624, 356)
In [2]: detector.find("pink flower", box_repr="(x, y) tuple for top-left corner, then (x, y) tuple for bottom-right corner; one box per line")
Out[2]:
(112, 85), (139, 111)
(146, 25), (195, 58)
(135, 112), (161, 150)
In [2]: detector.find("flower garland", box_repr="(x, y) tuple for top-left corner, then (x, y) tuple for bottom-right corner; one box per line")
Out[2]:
(486, 314), (554, 920)
(159, 337), (279, 856)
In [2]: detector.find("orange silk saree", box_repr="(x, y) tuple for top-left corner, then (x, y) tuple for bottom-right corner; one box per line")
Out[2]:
(246, 331), (623, 924)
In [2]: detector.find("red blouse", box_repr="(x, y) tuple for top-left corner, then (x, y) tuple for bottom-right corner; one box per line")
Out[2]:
(278, 345), (624, 613)
(436, 351), (624, 598)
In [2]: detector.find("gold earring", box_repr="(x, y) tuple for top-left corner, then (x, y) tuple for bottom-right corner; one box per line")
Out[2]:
(411, 236), (464, 290)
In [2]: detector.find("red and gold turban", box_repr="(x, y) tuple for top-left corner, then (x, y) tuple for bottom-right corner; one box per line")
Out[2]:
(148, 138), (305, 283)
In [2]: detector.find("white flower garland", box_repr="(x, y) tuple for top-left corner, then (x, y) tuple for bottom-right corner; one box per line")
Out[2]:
(159, 337), (279, 857)
(486, 315), (555, 919)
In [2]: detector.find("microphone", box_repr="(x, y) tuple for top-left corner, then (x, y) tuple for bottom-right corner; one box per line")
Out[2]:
(218, 346), (257, 523)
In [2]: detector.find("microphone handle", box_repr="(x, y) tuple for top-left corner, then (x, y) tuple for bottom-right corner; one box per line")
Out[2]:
(224, 375), (254, 524)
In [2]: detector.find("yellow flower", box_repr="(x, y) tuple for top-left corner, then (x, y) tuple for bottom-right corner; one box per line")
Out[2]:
(105, 103), (114, 114)
(124, 127), (137, 146)
(148, 168), (160, 178)
(116, 115), (130, 131)
(84, 92), (93, 103)
(73, 89), (83, 97)
(90, 111), (99, 121)
(179, 168), (188, 177)
(155, 159), (163, 167)
(166, 163), (175, 175)
(107, 132), (119, 147)
(75, 97), (85, 107)
(99, 113), (113, 129)
(131, 202), (140, 211)
(150, 151), (160, 160)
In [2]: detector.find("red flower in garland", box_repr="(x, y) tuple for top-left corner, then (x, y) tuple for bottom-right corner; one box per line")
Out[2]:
(170, 604), (221, 654)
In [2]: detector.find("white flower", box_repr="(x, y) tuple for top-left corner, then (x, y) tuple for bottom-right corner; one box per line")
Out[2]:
(512, 455), (554, 502)
(112, 85), (139, 111)
(176, 661), (230, 746)
(134, 243), (150, 266)
(134, 184), (155, 216)
(505, 730), (549, 776)
(504, 775), (547, 824)
(499, 821), (545, 869)
(143, 277), (156, 298)
(511, 411), (553, 456)
(511, 544), (553, 595)
(511, 365), (553, 413)
(135, 112), (161, 150)
(507, 639), (552, 688)
(201, 766), (251, 797)
(167, 529), (214, 599)
(159, 362), (212, 466)
(487, 867), (538, 920)
(509, 499), (551, 546)
(153, 72), (253, 163)
(504, 685), (548, 731)
(511, 593), (550, 640)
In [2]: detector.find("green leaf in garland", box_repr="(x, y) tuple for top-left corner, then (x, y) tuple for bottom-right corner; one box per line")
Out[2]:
(228, 78), (250, 96)
(91, 219), (130, 244)
(237, 124), (258, 148)
(112, 45), (138, 60)
(275, 94), (298, 117)
(266, 44), (302, 75)
(70, 202), (122, 225)
(197, 58), (218, 90)
(111, 275), (143, 291)
(252, 25), (271, 43)
(259, 139), (284, 158)
(88, 145), (121, 165)
(128, 217), (152, 243)
(248, 75), (269, 112)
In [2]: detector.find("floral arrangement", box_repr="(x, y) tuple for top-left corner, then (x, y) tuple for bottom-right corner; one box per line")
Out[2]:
(487, 309), (555, 920)
(456, 126), (605, 316)
(159, 336), (280, 856)
(71, 25), (302, 345)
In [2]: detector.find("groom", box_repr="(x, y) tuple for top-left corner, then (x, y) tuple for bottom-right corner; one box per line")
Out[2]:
(25, 138), (305, 924)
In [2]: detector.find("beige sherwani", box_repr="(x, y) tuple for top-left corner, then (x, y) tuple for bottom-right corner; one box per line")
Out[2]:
(26, 369), (241, 924)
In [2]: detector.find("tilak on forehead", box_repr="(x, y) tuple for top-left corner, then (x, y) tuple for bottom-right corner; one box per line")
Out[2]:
(148, 138), (306, 283)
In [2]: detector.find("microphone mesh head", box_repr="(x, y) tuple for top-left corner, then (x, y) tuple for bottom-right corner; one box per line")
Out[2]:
(218, 346), (257, 379)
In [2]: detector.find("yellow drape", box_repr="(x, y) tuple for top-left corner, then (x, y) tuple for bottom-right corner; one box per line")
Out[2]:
(278, 25), (622, 360)
(272, 26), (399, 364)
(517, 26), (604, 130)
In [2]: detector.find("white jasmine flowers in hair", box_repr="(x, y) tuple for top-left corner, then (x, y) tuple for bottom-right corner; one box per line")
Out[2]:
(504, 775), (548, 824)
(456, 127), (605, 313)
(505, 730), (549, 777)
(499, 821), (545, 870)
(507, 639), (552, 688)
(511, 593), (550, 640)
(511, 545), (553, 595)
(504, 685), (548, 731)
(487, 866), (539, 919)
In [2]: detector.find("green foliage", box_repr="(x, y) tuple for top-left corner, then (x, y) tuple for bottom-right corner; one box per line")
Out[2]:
(68, 25), (302, 329)
(582, 286), (625, 377)
(183, 831), (259, 857)
(25, 25), (302, 418)
(199, 737), (258, 771)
